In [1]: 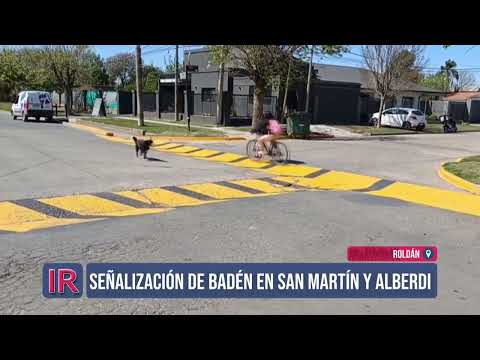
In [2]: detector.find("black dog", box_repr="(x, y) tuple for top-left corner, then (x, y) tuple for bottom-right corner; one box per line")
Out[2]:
(132, 137), (153, 159)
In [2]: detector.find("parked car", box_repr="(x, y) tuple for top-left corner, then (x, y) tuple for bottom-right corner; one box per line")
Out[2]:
(11, 91), (53, 122)
(370, 107), (427, 131)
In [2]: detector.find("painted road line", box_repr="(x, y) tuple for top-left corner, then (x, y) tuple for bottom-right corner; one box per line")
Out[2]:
(165, 146), (201, 154)
(180, 182), (265, 200)
(304, 169), (331, 178)
(11, 199), (88, 219)
(273, 171), (380, 191)
(113, 191), (155, 205)
(38, 194), (168, 217)
(369, 182), (480, 217)
(94, 192), (160, 209)
(188, 150), (224, 158)
(214, 181), (265, 195)
(356, 179), (396, 192)
(0, 201), (100, 233)
(140, 187), (215, 207)
(231, 159), (274, 169)
(262, 164), (327, 177)
(261, 177), (310, 190)
(228, 179), (297, 194)
(206, 153), (246, 163)
(154, 143), (185, 150)
(182, 148), (204, 154)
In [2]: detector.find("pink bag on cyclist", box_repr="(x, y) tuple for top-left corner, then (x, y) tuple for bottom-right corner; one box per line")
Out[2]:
(268, 119), (283, 135)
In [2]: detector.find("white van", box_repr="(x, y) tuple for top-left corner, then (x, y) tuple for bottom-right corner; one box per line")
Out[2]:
(11, 91), (54, 122)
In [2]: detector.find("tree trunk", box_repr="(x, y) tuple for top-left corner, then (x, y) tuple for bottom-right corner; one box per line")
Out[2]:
(252, 79), (266, 130)
(64, 87), (71, 118)
(305, 46), (314, 113)
(216, 62), (224, 126)
(377, 95), (385, 128)
(282, 59), (292, 119)
(136, 45), (144, 127)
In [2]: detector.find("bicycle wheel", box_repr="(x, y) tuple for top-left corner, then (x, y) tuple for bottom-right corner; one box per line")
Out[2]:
(246, 139), (259, 160)
(270, 142), (289, 164)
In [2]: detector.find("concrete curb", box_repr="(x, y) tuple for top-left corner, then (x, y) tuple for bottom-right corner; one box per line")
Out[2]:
(68, 117), (246, 142)
(438, 158), (480, 195)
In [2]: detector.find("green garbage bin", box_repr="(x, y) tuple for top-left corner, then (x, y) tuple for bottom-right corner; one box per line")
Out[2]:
(286, 112), (311, 138)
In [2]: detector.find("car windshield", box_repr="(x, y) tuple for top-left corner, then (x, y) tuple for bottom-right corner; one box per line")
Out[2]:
(412, 110), (424, 116)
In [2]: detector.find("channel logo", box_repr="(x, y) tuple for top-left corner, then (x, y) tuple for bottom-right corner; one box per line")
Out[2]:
(43, 263), (83, 298)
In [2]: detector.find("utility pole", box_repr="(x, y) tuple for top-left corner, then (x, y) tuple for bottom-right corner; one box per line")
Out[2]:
(305, 45), (314, 113)
(175, 45), (179, 121)
(282, 58), (292, 119)
(135, 45), (144, 126)
(216, 62), (224, 126)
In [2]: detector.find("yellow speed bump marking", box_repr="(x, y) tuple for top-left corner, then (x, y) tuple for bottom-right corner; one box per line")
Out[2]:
(114, 191), (153, 205)
(206, 153), (245, 162)
(154, 143), (184, 150)
(0, 218), (101, 233)
(263, 164), (324, 177)
(188, 149), (223, 158)
(0, 201), (49, 225)
(273, 171), (380, 191)
(97, 135), (134, 145)
(140, 188), (211, 207)
(369, 182), (480, 217)
(180, 183), (256, 200)
(38, 194), (168, 217)
(0, 202), (101, 233)
(231, 159), (272, 169)
(229, 179), (297, 193)
(164, 146), (200, 154)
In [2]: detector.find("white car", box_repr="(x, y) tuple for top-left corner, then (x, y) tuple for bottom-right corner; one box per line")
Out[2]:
(370, 107), (427, 131)
(11, 91), (54, 122)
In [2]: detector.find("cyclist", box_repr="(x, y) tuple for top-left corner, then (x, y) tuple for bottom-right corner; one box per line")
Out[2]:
(250, 112), (283, 159)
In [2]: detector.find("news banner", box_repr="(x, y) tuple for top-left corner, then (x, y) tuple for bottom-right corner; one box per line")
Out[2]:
(44, 246), (437, 299)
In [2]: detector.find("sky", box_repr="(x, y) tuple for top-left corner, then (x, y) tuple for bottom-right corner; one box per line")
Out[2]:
(93, 45), (480, 82)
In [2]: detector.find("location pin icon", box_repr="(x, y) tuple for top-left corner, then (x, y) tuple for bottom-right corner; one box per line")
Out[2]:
(425, 249), (432, 259)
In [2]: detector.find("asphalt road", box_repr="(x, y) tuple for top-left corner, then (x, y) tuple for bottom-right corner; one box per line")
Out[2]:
(193, 131), (480, 190)
(0, 112), (264, 201)
(1, 110), (479, 314)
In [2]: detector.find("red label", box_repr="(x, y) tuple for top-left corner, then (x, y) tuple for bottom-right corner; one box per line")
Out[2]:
(348, 246), (437, 262)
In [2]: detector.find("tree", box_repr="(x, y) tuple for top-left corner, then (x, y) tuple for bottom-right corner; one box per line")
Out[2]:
(208, 45), (230, 126)
(39, 45), (92, 117)
(441, 59), (459, 91)
(163, 54), (177, 74)
(421, 72), (449, 91)
(361, 45), (426, 128)
(456, 71), (477, 91)
(105, 52), (135, 88)
(209, 45), (345, 128)
(81, 52), (109, 86)
(142, 64), (162, 92)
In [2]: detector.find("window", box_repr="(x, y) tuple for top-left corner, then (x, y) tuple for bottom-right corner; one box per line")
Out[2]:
(412, 110), (424, 116)
(383, 109), (395, 115)
(201, 88), (216, 102)
(397, 109), (409, 115)
(402, 97), (414, 108)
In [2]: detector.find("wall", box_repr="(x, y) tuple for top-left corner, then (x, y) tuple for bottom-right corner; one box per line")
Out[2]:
(190, 71), (228, 94)
(311, 81), (361, 124)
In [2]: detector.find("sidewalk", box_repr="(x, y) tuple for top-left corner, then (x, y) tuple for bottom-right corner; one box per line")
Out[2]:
(115, 115), (248, 136)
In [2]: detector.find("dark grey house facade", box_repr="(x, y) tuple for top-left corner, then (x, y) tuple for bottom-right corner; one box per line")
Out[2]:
(156, 48), (446, 125)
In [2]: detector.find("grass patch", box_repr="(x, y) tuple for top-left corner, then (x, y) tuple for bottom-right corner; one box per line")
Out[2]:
(444, 156), (480, 185)
(0, 102), (12, 112)
(85, 117), (225, 137)
(336, 123), (480, 136)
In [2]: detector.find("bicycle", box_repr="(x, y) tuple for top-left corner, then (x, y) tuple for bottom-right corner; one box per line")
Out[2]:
(246, 134), (290, 164)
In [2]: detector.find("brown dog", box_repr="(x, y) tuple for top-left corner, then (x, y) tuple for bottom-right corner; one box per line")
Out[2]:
(132, 137), (153, 159)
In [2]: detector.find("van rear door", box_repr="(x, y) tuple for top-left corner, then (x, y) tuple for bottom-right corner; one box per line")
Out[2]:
(39, 92), (53, 110)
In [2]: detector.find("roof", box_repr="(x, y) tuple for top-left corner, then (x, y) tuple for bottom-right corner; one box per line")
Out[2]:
(313, 63), (445, 94)
(444, 91), (480, 101)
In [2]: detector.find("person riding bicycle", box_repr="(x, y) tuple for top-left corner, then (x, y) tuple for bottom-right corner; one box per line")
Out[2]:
(250, 112), (283, 158)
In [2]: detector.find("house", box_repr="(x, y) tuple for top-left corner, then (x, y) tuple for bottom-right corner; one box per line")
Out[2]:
(157, 48), (447, 125)
(311, 64), (447, 123)
(439, 91), (480, 123)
